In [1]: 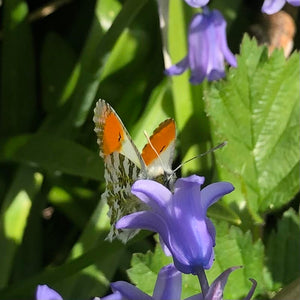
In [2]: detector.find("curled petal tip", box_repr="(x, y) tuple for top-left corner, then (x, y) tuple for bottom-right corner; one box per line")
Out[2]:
(243, 278), (257, 300)
(36, 285), (63, 300)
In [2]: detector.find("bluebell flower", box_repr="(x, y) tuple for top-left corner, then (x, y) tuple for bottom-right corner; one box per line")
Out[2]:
(36, 285), (63, 300)
(35, 266), (256, 300)
(184, 0), (209, 8)
(101, 264), (182, 300)
(262, 0), (300, 14)
(116, 175), (234, 274)
(165, 8), (237, 84)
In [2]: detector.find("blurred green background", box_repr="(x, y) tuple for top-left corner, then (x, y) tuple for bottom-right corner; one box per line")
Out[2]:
(0, 0), (299, 299)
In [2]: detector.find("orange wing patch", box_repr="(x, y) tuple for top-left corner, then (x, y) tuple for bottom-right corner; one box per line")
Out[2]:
(102, 112), (125, 156)
(141, 119), (175, 166)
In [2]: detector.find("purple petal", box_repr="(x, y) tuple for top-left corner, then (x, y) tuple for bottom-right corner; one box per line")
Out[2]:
(165, 176), (220, 273)
(212, 10), (237, 68)
(169, 218), (214, 273)
(116, 211), (170, 245)
(165, 56), (189, 76)
(171, 181), (215, 271)
(173, 175), (205, 217)
(205, 266), (242, 300)
(159, 235), (172, 256)
(205, 218), (216, 246)
(207, 69), (226, 82)
(152, 264), (182, 300)
(106, 282), (152, 300)
(200, 182), (234, 210)
(184, 0), (210, 8)
(205, 11), (227, 81)
(36, 285), (63, 300)
(131, 180), (172, 211)
(174, 175), (205, 190)
(188, 14), (209, 84)
(243, 278), (257, 300)
(99, 291), (122, 300)
(203, 249), (215, 269)
(261, 0), (285, 14)
(287, 0), (300, 5)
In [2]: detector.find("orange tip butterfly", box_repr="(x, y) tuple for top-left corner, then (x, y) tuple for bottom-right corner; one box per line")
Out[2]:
(93, 99), (176, 242)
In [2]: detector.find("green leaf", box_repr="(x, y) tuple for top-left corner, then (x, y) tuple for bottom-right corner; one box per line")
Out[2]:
(207, 222), (265, 299)
(1, 134), (103, 180)
(40, 33), (77, 112)
(166, 1), (213, 175)
(41, 0), (149, 137)
(95, 0), (121, 31)
(0, 167), (42, 288)
(207, 202), (241, 225)
(58, 196), (120, 299)
(99, 28), (141, 81)
(0, 0), (36, 135)
(0, 240), (123, 300)
(266, 208), (300, 289)
(167, 0), (195, 174)
(127, 239), (172, 295)
(57, 197), (119, 299)
(205, 35), (300, 219)
(48, 186), (90, 229)
(131, 79), (174, 150)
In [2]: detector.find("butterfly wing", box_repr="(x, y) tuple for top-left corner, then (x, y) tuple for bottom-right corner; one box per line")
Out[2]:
(141, 119), (176, 184)
(94, 99), (145, 169)
(101, 152), (144, 241)
(93, 100), (146, 241)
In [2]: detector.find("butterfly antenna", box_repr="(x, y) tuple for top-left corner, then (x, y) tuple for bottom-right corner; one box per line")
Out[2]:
(143, 130), (167, 169)
(167, 141), (227, 181)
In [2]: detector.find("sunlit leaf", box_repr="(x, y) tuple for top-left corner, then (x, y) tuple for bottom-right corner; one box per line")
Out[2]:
(0, 167), (42, 288)
(205, 35), (300, 220)
(1, 134), (103, 180)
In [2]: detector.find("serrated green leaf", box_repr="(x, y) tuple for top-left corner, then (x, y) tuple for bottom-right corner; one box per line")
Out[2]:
(207, 202), (241, 225)
(207, 222), (265, 299)
(266, 208), (300, 289)
(1, 134), (103, 180)
(205, 35), (300, 219)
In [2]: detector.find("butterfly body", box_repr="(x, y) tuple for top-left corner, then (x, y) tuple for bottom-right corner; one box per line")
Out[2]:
(93, 100), (176, 241)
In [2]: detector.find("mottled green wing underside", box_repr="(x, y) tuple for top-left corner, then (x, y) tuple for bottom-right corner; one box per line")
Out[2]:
(103, 152), (146, 242)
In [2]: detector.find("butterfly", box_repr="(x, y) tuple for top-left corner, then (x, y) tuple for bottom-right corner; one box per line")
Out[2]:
(93, 99), (176, 242)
